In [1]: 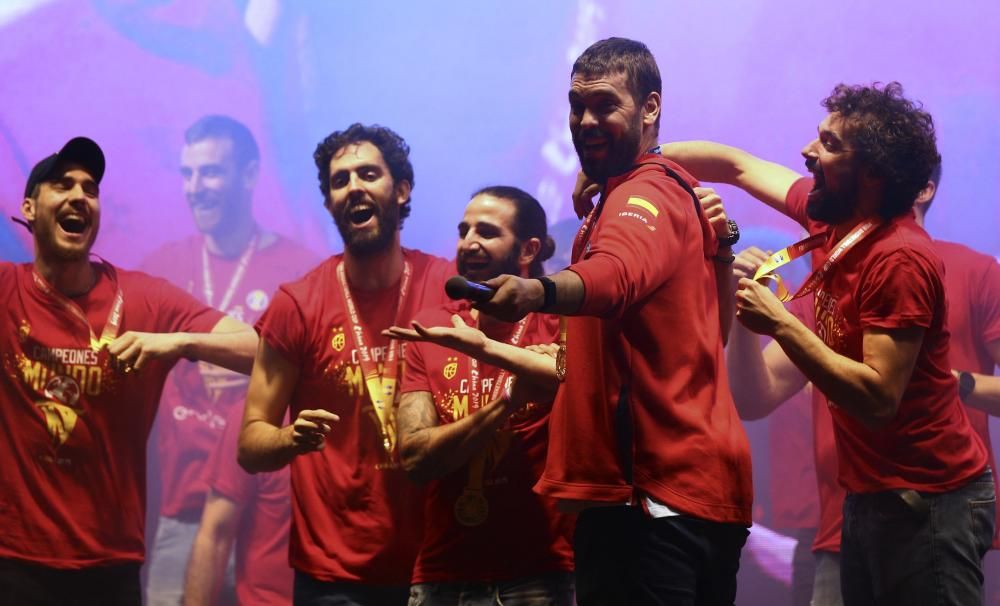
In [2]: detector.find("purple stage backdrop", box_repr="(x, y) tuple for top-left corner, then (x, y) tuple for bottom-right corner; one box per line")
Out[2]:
(2, 1), (998, 602)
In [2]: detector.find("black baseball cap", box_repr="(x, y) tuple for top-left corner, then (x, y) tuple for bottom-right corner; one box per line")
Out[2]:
(23, 137), (105, 198)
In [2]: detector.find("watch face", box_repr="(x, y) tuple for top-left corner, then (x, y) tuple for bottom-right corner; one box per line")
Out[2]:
(721, 219), (740, 246)
(959, 371), (976, 399)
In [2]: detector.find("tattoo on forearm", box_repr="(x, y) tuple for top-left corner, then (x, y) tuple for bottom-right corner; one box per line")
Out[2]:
(397, 393), (438, 438)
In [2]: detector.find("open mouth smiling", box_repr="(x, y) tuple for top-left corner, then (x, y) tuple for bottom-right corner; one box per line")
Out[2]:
(57, 214), (88, 235)
(348, 205), (376, 226)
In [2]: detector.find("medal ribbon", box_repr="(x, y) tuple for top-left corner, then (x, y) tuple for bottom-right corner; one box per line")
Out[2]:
(202, 233), (258, 311)
(336, 260), (413, 453)
(557, 197), (607, 382)
(468, 314), (529, 412)
(200, 233), (258, 395)
(571, 196), (605, 264)
(32, 261), (124, 351)
(753, 219), (881, 302)
(457, 313), (529, 526)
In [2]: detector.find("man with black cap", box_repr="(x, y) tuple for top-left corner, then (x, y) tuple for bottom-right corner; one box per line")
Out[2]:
(0, 137), (257, 605)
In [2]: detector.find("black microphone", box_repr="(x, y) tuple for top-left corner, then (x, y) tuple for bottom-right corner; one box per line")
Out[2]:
(445, 275), (496, 303)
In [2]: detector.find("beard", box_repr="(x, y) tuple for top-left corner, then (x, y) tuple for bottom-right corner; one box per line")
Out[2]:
(805, 177), (860, 225)
(573, 118), (643, 183)
(33, 216), (95, 262)
(333, 194), (400, 257)
(457, 242), (522, 283)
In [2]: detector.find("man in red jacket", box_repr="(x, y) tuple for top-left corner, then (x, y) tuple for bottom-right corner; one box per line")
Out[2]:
(475, 37), (753, 605)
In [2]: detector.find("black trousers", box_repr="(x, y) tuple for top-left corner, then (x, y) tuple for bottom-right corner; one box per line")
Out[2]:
(0, 558), (141, 606)
(573, 506), (748, 606)
(293, 571), (409, 606)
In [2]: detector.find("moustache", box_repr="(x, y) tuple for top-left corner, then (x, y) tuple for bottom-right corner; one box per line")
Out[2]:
(576, 127), (610, 145)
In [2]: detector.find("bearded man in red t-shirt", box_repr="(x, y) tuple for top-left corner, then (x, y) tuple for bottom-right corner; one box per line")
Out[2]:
(724, 162), (1000, 606)
(0, 138), (258, 606)
(237, 124), (452, 605)
(664, 83), (995, 605)
(383, 185), (574, 604)
(466, 37), (754, 605)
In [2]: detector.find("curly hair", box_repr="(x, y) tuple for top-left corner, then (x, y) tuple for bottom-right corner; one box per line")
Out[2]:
(822, 82), (941, 220)
(313, 123), (414, 226)
(472, 185), (555, 278)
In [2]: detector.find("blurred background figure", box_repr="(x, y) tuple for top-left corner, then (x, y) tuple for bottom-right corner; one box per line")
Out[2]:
(141, 115), (317, 606)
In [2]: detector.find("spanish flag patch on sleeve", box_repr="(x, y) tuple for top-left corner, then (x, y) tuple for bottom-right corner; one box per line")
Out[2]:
(626, 196), (659, 217)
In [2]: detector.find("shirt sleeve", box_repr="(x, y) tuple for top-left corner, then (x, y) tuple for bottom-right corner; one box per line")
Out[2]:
(973, 255), (1000, 345)
(255, 285), (308, 366)
(570, 173), (691, 318)
(858, 250), (940, 330)
(400, 333), (432, 395)
(785, 177), (814, 229)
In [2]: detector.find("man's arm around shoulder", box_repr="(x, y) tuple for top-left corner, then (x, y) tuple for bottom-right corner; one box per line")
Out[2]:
(661, 141), (802, 216)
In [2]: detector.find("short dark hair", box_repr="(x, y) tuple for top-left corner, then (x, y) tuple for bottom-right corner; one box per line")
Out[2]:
(184, 115), (260, 168)
(572, 37), (662, 129)
(313, 123), (414, 225)
(822, 82), (941, 220)
(472, 185), (554, 278)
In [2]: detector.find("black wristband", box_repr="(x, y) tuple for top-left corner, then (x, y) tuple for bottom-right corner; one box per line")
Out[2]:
(537, 277), (557, 311)
(958, 371), (976, 401)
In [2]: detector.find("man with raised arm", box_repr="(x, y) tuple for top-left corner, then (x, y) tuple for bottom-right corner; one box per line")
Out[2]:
(237, 124), (452, 605)
(721, 161), (1000, 605)
(471, 37), (753, 604)
(0, 137), (257, 606)
(664, 83), (994, 604)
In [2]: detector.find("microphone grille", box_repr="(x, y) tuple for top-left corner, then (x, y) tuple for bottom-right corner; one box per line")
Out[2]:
(444, 275), (467, 300)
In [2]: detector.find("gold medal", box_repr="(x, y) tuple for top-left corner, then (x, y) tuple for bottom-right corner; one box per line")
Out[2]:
(337, 261), (412, 454)
(454, 490), (489, 527)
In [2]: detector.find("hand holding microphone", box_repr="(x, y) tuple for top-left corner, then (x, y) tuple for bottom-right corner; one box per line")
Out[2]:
(445, 276), (497, 303)
(444, 274), (544, 323)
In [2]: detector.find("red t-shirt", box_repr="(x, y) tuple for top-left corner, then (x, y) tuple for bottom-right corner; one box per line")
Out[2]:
(785, 178), (988, 494)
(0, 262), (223, 568)
(795, 238), (1000, 552)
(934, 240), (1000, 547)
(400, 303), (574, 583)
(206, 404), (292, 605)
(536, 155), (753, 525)
(141, 234), (318, 519)
(255, 249), (452, 584)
